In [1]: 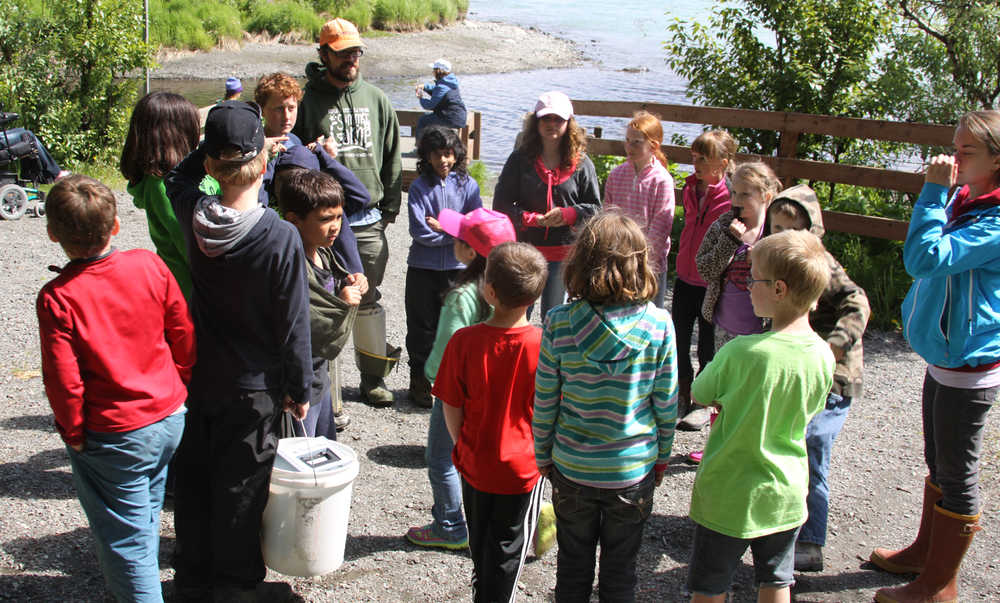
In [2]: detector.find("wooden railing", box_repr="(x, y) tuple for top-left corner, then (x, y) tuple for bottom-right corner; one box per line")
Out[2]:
(397, 109), (481, 191)
(572, 100), (956, 241)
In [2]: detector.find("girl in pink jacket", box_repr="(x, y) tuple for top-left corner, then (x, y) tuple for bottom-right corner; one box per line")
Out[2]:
(672, 130), (735, 430)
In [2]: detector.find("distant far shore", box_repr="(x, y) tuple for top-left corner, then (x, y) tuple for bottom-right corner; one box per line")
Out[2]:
(152, 20), (583, 81)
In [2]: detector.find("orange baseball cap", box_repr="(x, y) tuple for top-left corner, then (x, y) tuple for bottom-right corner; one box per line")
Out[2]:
(319, 18), (364, 51)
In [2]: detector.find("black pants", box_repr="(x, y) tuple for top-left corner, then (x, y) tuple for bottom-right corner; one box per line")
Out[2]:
(671, 278), (715, 381)
(550, 469), (655, 603)
(462, 478), (544, 603)
(405, 266), (459, 373)
(172, 390), (281, 591)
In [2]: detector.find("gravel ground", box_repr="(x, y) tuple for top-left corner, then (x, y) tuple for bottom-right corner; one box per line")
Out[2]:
(1, 197), (999, 602)
(152, 20), (582, 82)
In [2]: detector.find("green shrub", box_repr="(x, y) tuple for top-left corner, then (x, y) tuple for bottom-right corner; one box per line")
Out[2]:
(467, 160), (491, 192)
(151, 0), (242, 50)
(0, 0), (151, 166)
(371, 0), (466, 30)
(245, 0), (323, 38)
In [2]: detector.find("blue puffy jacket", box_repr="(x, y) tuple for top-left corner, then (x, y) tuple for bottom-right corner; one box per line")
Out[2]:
(901, 182), (1000, 368)
(420, 73), (467, 128)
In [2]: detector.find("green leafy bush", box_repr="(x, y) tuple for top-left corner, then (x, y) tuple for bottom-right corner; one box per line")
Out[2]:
(245, 0), (323, 38)
(0, 0), (152, 166)
(467, 160), (491, 193)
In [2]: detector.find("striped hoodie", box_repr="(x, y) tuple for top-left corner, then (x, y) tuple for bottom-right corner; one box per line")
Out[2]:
(533, 299), (678, 489)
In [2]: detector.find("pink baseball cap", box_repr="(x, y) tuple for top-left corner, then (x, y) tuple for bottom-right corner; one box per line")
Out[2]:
(534, 91), (573, 120)
(438, 208), (516, 258)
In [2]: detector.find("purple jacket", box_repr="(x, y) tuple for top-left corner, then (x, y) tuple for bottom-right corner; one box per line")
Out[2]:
(407, 171), (483, 270)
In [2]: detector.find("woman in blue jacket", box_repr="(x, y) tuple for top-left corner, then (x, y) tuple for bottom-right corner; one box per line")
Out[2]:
(870, 110), (1000, 603)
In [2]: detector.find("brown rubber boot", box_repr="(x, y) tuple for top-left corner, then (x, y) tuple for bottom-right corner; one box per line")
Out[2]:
(870, 477), (942, 574)
(675, 376), (692, 424)
(874, 504), (980, 603)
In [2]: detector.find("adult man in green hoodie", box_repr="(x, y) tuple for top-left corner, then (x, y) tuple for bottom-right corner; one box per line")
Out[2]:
(294, 17), (402, 406)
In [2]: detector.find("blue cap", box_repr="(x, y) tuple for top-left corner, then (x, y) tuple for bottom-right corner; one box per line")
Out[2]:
(225, 77), (242, 94)
(274, 145), (320, 171)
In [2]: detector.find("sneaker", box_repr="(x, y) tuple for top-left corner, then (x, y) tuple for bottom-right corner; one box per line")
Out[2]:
(677, 406), (712, 431)
(794, 542), (824, 572)
(685, 450), (703, 464)
(405, 524), (468, 550)
(533, 502), (557, 557)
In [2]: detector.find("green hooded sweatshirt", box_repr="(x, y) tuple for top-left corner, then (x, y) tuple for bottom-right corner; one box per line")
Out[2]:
(294, 62), (402, 222)
(127, 175), (192, 299)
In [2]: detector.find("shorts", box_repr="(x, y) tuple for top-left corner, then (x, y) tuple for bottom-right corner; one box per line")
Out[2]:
(688, 524), (799, 595)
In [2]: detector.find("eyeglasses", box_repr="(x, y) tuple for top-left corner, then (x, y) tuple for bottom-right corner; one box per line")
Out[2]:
(744, 276), (773, 288)
(327, 47), (363, 60)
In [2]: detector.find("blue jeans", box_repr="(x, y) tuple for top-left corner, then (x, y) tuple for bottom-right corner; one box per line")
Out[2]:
(550, 468), (655, 603)
(426, 398), (467, 541)
(67, 412), (185, 603)
(799, 392), (851, 546)
(689, 525), (799, 595)
(528, 260), (566, 322)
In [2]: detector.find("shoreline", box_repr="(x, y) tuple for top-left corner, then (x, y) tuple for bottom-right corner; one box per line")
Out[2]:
(152, 20), (584, 81)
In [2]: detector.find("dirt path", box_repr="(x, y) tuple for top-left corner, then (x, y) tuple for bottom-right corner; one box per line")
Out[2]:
(152, 20), (582, 82)
(0, 199), (998, 601)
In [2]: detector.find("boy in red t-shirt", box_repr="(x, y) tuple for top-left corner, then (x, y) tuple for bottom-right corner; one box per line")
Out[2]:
(434, 241), (548, 603)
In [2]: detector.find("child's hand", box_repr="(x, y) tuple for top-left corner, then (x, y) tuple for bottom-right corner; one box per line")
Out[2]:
(346, 272), (369, 296)
(70, 442), (84, 452)
(415, 85), (424, 98)
(538, 465), (552, 478)
(266, 135), (289, 156)
(926, 154), (957, 188)
(319, 135), (338, 159)
(339, 284), (363, 306)
(538, 208), (566, 228)
(728, 218), (747, 239)
(655, 467), (666, 487)
(426, 215), (443, 232)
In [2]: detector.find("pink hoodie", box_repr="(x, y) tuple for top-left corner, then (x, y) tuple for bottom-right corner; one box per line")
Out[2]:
(675, 174), (731, 287)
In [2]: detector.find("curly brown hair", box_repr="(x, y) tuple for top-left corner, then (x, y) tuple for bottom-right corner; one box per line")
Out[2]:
(563, 211), (657, 305)
(254, 72), (303, 107)
(516, 113), (588, 169)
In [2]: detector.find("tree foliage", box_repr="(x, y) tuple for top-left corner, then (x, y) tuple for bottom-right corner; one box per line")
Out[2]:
(0, 0), (153, 166)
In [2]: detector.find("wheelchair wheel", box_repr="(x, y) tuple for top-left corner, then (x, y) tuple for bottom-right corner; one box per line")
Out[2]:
(0, 183), (28, 220)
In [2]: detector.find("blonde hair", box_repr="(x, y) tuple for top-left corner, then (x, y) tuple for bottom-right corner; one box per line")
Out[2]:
(564, 211), (658, 304)
(691, 129), (737, 161)
(732, 161), (781, 196)
(628, 111), (668, 169)
(959, 110), (1000, 187)
(204, 143), (270, 187)
(751, 230), (830, 314)
(517, 113), (588, 169)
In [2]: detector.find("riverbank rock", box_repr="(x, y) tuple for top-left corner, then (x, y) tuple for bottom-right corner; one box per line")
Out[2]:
(152, 20), (582, 81)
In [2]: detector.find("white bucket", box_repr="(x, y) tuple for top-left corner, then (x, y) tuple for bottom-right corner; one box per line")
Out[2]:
(261, 437), (360, 577)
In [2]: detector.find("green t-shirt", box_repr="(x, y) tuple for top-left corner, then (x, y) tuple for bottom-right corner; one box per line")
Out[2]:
(689, 331), (834, 539)
(424, 282), (490, 383)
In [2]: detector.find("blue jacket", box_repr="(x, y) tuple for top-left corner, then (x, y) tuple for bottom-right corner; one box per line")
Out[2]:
(420, 74), (467, 128)
(902, 182), (1000, 368)
(407, 171), (482, 270)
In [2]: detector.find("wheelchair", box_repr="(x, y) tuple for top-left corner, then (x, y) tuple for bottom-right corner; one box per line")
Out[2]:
(0, 110), (46, 220)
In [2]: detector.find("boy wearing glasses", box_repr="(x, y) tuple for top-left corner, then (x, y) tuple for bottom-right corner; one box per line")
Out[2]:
(686, 230), (835, 603)
(295, 17), (403, 407)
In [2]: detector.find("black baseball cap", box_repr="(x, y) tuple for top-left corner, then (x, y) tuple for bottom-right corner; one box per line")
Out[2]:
(203, 101), (265, 163)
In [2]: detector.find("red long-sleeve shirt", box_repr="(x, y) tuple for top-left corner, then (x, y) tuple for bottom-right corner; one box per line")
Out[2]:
(37, 249), (196, 446)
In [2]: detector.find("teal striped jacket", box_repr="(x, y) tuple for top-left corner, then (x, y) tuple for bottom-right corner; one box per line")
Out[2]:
(533, 299), (677, 488)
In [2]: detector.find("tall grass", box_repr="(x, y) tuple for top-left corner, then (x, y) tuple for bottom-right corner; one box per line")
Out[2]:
(151, 0), (468, 50)
(245, 0), (324, 38)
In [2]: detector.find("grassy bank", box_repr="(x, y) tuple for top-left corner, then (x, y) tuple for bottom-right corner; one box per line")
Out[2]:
(153, 0), (469, 50)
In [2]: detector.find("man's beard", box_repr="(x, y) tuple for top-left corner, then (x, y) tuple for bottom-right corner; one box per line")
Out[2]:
(323, 54), (358, 84)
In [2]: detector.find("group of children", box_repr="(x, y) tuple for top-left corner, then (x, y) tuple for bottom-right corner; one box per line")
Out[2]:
(34, 72), (999, 603)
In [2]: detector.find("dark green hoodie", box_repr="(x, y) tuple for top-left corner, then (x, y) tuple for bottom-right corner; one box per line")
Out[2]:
(294, 62), (402, 222)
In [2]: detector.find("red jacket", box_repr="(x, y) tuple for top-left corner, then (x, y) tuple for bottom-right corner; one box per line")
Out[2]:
(37, 249), (195, 446)
(675, 174), (731, 287)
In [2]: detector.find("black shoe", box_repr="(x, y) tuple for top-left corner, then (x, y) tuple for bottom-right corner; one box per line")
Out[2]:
(409, 370), (433, 408)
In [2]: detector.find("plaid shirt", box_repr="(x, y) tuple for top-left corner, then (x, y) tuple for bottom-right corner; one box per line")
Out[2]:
(604, 159), (675, 273)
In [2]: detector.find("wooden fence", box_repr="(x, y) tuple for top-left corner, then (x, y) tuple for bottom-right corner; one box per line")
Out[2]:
(572, 100), (956, 241)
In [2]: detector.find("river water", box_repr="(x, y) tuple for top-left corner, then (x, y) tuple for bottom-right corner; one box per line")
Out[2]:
(154, 0), (717, 172)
